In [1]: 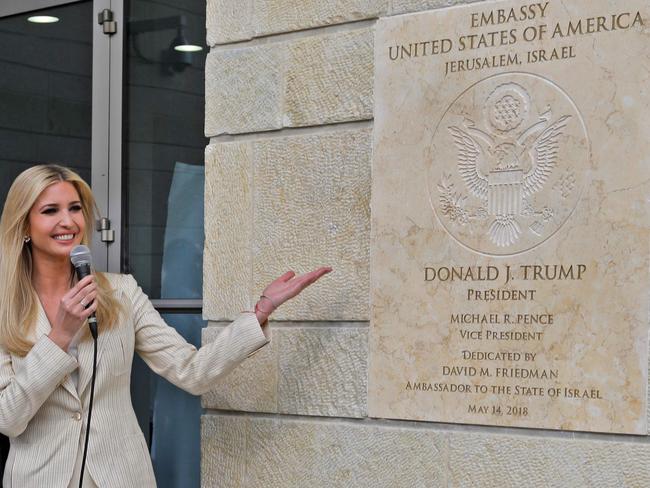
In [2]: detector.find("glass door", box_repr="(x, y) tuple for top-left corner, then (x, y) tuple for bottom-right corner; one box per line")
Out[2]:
(122, 1), (208, 486)
(0, 0), (120, 269)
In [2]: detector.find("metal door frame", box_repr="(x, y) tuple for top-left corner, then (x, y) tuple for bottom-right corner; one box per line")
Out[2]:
(0, 0), (123, 273)
(93, 0), (123, 273)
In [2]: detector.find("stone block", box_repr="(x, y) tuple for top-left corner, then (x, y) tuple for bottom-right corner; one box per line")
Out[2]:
(201, 414), (247, 487)
(201, 324), (278, 413)
(205, 45), (285, 136)
(284, 29), (373, 127)
(447, 432), (650, 487)
(201, 326), (368, 418)
(252, 129), (371, 320)
(370, 0), (650, 434)
(205, 28), (373, 134)
(204, 130), (371, 321)
(203, 142), (253, 320)
(253, 0), (388, 40)
(206, 0), (254, 45)
(201, 415), (650, 487)
(206, 0), (386, 45)
(278, 327), (368, 417)
(201, 415), (446, 487)
(390, 0), (486, 15)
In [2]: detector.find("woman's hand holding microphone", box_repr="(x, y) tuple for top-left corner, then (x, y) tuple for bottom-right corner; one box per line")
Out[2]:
(48, 275), (98, 351)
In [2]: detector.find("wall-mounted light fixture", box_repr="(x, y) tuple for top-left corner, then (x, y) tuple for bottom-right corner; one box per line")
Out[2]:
(129, 15), (203, 75)
(174, 44), (202, 53)
(27, 15), (59, 23)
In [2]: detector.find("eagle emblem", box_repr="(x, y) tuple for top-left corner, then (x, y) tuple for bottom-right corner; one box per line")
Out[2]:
(444, 83), (571, 247)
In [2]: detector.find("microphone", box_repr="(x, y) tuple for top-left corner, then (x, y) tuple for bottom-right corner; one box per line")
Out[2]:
(70, 245), (99, 487)
(70, 245), (97, 338)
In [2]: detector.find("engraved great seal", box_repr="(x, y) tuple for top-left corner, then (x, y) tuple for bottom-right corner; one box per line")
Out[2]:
(429, 72), (590, 256)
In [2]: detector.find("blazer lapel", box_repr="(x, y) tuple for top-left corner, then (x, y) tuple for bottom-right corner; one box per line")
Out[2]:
(35, 302), (79, 399)
(77, 323), (112, 396)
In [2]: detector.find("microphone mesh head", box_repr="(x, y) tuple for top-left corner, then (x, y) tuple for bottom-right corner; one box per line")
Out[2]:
(70, 245), (92, 267)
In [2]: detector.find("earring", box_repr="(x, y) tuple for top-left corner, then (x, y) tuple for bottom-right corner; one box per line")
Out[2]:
(23, 236), (31, 244)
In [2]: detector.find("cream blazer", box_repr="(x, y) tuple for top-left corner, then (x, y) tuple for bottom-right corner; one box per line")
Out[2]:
(0, 273), (269, 487)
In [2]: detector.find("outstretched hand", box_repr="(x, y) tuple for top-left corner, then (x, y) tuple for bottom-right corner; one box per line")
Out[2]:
(254, 267), (332, 324)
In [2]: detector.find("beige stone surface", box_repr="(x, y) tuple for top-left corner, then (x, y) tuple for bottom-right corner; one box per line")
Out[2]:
(203, 129), (370, 321)
(205, 46), (285, 136)
(201, 325), (278, 413)
(252, 129), (371, 320)
(369, 0), (650, 433)
(205, 29), (373, 135)
(201, 414), (650, 488)
(447, 432), (650, 487)
(277, 327), (368, 417)
(205, 0), (489, 45)
(391, 0), (486, 16)
(201, 414), (446, 487)
(284, 29), (373, 127)
(202, 325), (368, 418)
(201, 414), (247, 487)
(203, 142), (253, 320)
(253, 0), (387, 39)
(206, 0), (254, 45)
(207, 0), (386, 45)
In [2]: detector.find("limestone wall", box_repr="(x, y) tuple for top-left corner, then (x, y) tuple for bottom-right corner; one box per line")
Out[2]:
(201, 1), (650, 486)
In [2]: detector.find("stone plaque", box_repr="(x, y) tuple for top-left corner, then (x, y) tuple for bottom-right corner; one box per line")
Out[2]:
(369, 0), (649, 433)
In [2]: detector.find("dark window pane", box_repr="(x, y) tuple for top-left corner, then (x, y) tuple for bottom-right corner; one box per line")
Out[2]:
(0, 2), (93, 210)
(123, 0), (207, 299)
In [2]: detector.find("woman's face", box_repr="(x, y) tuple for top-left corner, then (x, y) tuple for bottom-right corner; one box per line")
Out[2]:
(27, 181), (86, 262)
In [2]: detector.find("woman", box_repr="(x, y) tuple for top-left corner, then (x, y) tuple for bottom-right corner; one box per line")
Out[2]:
(0, 165), (330, 487)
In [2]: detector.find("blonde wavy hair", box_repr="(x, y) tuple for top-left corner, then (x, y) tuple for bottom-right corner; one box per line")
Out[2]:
(0, 165), (123, 356)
